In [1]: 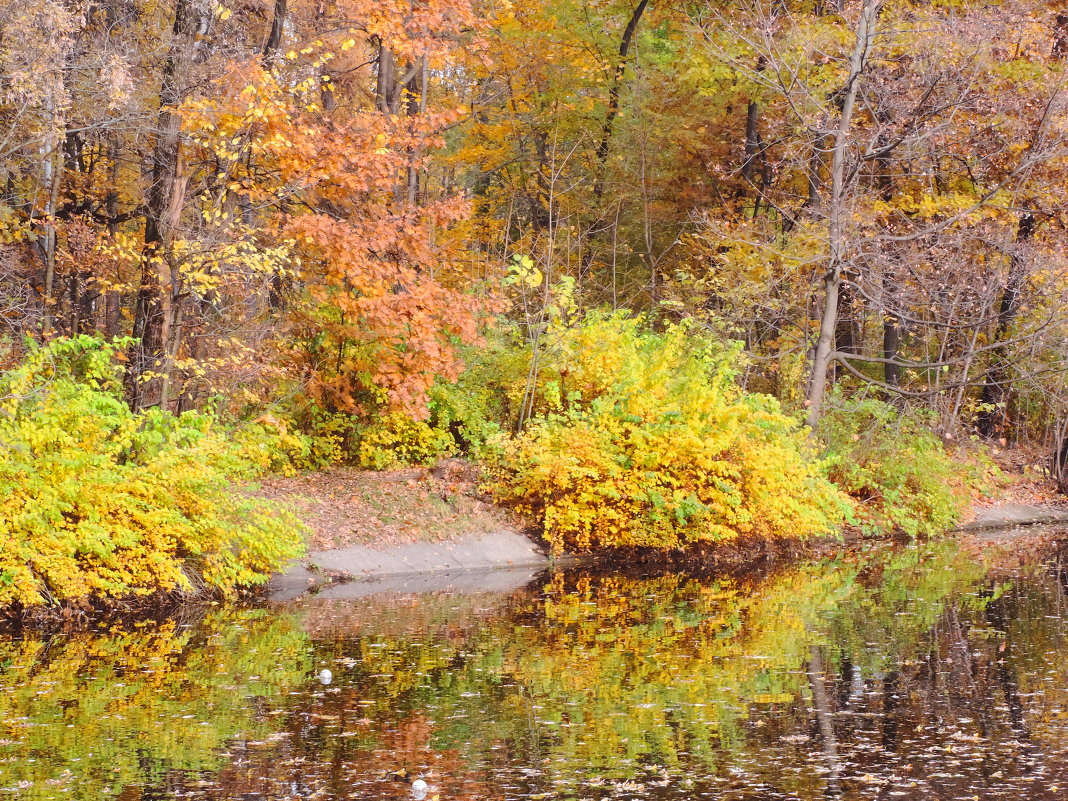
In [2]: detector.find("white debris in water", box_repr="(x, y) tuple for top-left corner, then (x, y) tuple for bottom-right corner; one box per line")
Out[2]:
(318, 669), (332, 685)
(411, 778), (429, 799)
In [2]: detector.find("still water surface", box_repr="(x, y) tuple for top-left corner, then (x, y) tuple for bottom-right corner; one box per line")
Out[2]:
(3, 541), (1068, 800)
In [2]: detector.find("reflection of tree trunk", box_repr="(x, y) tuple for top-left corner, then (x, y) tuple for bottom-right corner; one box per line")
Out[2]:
(807, 646), (843, 797)
(976, 211), (1035, 438)
(836, 657), (854, 708)
(985, 598), (1029, 740)
(881, 670), (899, 750)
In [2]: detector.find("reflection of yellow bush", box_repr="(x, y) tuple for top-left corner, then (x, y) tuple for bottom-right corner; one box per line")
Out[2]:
(488, 314), (849, 552)
(0, 336), (305, 608)
(0, 609), (310, 799)
(489, 544), (985, 776)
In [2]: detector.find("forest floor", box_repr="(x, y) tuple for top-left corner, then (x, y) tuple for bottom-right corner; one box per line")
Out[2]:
(964, 444), (1068, 523)
(253, 460), (522, 552)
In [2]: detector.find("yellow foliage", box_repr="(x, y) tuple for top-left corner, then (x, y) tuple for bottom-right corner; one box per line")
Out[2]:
(0, 336), (305, 609)
(487, 314), (850, 552)
(356, 412), (455, 470)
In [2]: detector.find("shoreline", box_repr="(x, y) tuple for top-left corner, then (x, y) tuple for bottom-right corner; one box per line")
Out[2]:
(267, 496), (1068, 603)
(9, 463), (1068, 621)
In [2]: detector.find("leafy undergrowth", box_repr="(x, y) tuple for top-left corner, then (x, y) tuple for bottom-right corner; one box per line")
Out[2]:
(484, 314), (851, 553)
(817, 394), (1056, 538)
(252, 461), (517, 551)
(818, 396), (970, 538)
(0, 336), (305, 612)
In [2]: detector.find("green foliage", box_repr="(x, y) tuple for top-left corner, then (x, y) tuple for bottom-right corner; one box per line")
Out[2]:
(819, 394), (966, 538)
(487, 312), (850, 552)
(234, 411), (344, 476)
(356, 411), (456, 470)
(427, 379), (503, 459)
(0, 608), (311, 799)
(424, 332), (529, 457)
(0, 335), (305, 608)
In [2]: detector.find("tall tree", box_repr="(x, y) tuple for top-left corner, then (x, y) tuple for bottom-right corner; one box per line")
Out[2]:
(126, 0), (209, 410)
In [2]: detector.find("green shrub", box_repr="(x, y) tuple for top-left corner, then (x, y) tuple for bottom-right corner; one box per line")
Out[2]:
(425, 336), (523, 457)
(0, 335), (305, 609)
(356, 411), (456, 469)
(234, 412), (343, 476)
(819, 394), (965, 537)
(486, 313), (850, 552)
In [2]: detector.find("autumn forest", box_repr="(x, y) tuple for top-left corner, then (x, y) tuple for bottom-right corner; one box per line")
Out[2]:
(4, 0), (1068, 609)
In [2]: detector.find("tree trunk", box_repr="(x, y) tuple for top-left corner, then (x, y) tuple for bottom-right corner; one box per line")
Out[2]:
(262, 0), (286, 63)
(405, 57), (426, 205)
(882, 309), (901, 386)
(375, 42), (398, 113)
(1054, 12), (1068, 59)
(806, 0), (881, 430)
(1053, 416), (1068, 495)
(40, 91), (64, 339)
(376, 43), (425, 204)
(976, 211), (1035, 438)
(126, 0), (202, 410)
(834, 279), (858, 355)
(104, 134), (123, 339)
(873, 139), (903, 389)
(593, 0), (651, 198)
(743, 99), (770, 216)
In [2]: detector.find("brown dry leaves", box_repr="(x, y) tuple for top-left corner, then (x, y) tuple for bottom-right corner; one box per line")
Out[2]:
(251, 464), (516, 550)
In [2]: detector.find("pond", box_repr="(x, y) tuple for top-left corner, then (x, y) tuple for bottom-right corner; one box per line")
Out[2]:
(3, 539), (1068, 800)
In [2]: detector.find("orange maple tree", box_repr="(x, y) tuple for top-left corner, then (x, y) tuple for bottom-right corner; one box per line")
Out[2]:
(181, 0), (485, 417)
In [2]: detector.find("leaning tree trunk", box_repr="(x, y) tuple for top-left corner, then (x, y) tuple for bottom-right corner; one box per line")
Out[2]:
(592, 0), (651, 199)
(806, 0), (881, 430)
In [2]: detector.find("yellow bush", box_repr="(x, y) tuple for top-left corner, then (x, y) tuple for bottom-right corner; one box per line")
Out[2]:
(0, 336), (305, 609)
(234, 413), (343, 476)
(356, 411), (455, 469)
(487, 315), (849, 552)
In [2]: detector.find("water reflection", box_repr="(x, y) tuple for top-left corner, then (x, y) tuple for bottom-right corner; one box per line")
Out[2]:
(3, 542), (1068, 799)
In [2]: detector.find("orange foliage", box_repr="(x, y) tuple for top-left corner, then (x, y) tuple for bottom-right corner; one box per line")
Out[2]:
(179, 1), (487, 418)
